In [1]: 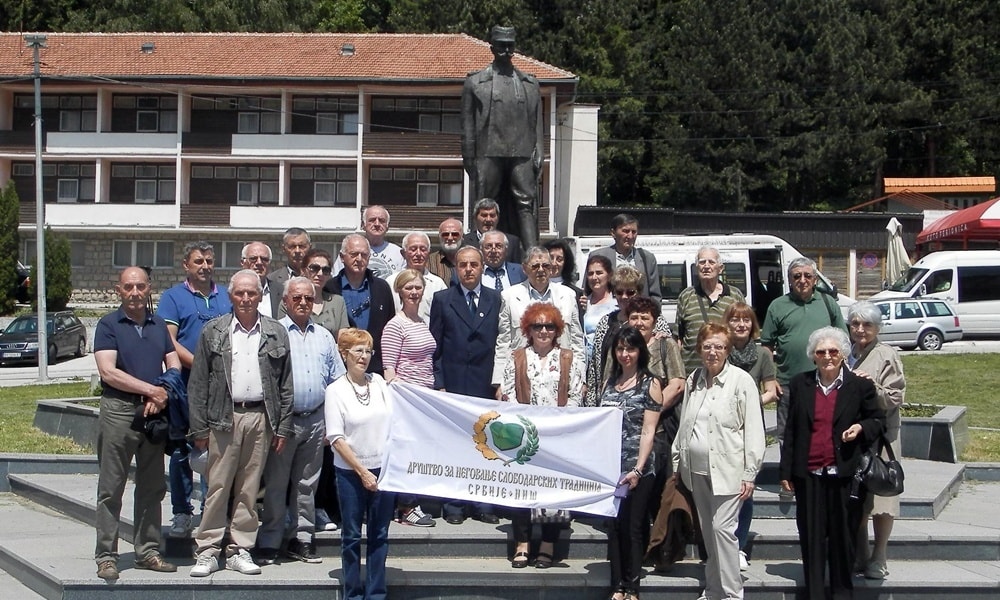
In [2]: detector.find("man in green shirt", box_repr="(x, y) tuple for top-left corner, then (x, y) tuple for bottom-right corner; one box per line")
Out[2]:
(760, 257), (846, 443)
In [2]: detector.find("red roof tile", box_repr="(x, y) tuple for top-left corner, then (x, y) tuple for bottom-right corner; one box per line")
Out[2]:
(0, 32), (576, 83)
(883, 176), (996, 193)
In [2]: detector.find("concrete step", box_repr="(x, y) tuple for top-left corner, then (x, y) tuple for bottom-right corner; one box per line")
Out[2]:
(3, 486), (1000, 599)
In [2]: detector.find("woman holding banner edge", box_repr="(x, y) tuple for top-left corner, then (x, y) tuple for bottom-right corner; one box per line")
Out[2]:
(599, 326), (662, 600)
(500, 302), (584, 568)
(325, 328), (395, 600)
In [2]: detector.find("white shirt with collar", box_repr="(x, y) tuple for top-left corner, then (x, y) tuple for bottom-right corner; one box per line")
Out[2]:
(483, 264), (514, 291)
(231, 316), (265, 403)
(491, 281), (585, 385)
(384, 269), (448, 323)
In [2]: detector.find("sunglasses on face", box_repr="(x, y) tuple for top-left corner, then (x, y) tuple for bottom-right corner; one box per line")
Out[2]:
(614, 289), (638, 298)
(290, 294), (316, 304)
(528, 263), (551, 271)
(530, 323), (557, 332)
(814, 348), (841, 358)
(307, 263), (333, 275)
(792, 272), (816, 281)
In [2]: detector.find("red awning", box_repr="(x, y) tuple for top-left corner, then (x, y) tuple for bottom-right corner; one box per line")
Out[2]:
(917, 197), (1000, 245)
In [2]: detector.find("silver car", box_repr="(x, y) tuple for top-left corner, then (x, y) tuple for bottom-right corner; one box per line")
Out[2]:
(873, 299), (963, 351)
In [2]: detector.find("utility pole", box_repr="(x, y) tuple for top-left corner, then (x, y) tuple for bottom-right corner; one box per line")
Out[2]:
(25, 34), (48, 382)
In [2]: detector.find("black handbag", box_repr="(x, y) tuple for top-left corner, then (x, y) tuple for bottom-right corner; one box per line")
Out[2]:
(852, 434), (904, 498)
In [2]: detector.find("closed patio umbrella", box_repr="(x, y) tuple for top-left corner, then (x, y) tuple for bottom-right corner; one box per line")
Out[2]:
(885, 217), (911, 287)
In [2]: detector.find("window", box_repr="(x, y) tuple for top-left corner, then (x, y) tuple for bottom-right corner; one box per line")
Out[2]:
(895, 302), (922, 320)
(13, 164), (33, 176)
(70, 241), (86, 268)
(922, 301), (954, 317)
(418, 114), (441, 133)
(238, 113), (260, 133)
(112, 240), (174, 268)
(958, 266), (1000, 302)
(371, 96), (462, 133)
(315, 182), (337, 206)
(233, 165), (279, 205)
(57, 180), (78, 202)
(416, 183), (439, 206)
(657, 263), (688, 301)
(135, 181), (157, 203)
(136, 111), (159, 132)
(292, 95), (359, 134)
(291, 164), (355, 206)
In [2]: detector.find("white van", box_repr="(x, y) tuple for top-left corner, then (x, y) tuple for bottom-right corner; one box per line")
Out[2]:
(576, 233), (853, 325)
(870, 250), (1000, 336)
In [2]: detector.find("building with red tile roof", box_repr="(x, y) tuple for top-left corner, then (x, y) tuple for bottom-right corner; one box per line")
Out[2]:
(0, 32), (595, 301)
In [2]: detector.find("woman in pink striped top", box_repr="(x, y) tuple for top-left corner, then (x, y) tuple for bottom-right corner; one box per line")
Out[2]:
(381, 268), (438, 527)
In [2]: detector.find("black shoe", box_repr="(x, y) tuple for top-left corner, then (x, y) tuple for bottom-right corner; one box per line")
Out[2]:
(444, 514), (465, 525)
(473, 512), (500, 524)
(284, 539), (323, 564)
(253, 547), (280, 566)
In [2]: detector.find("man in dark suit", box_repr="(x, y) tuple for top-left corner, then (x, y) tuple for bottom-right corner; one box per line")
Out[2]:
(461, 26), (543, 250)
(479, 230), (526, 293)
(268, 227), (311, 288)
(323, 234), (394, 376)
(460, 198), (523, 264)
(589, 213), (661, 302)
(429, 246), (504, 524)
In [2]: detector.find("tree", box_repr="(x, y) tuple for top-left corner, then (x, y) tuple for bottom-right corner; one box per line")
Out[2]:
(0, 182), (20, 316)
(30, 227), (73, 312)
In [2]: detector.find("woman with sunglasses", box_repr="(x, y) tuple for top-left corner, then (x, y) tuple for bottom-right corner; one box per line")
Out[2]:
(584, 267), (671, 407)
(846, 301), (905, 581)
(381, 268), (437, 528)
(325, 328), (395, 600)
(298, 248), (349, 339)
(672, 322), (765, 600)
(779, 327), (884, 600)
(500, 303), (583, 569)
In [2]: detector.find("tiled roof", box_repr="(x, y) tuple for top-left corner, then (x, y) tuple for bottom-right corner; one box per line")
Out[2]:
(883, 176), (996, 193)
(0, 32), (576, 83)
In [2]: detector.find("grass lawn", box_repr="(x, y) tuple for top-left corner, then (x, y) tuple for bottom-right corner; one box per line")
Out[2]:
(0, 381), (92, 454)
(902, 353), (1000, 462)
(2, 353), (1000, 460)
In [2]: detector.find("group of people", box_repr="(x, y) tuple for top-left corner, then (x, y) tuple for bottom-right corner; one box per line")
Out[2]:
(91, 206), (904, 600)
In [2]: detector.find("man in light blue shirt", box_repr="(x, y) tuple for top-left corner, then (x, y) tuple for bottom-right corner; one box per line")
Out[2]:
(256, 277), (345, 565)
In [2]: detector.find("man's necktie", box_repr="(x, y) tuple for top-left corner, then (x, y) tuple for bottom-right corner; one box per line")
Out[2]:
(467, 290), (477, 316)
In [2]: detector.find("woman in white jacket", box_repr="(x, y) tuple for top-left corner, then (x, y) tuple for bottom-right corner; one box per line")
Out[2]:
(672, 322), (766, 600)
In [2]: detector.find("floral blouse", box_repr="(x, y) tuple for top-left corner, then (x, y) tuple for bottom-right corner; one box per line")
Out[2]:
(502, 346), (584, 406)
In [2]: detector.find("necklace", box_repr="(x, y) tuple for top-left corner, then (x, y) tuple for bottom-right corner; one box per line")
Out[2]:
(350, 377), (371, 406)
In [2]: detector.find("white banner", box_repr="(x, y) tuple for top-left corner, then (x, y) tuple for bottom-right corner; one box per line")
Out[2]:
(380, 383), (624, 517)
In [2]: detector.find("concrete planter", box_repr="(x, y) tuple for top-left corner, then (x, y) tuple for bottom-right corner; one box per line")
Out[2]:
(901, 404), (968, 463)
(33, 397), (99, 451)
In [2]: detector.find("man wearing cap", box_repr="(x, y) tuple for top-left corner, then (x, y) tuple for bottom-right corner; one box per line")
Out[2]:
(462, 25), (544, 250)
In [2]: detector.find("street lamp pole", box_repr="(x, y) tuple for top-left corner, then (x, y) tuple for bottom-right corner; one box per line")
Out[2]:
(25, 33), (48, 382)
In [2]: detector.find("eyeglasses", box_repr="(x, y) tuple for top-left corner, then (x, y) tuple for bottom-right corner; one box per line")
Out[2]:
(530, 323), (557, 332)
(306, 263), (333, 275)
(440, 232), (461, 238)
(614, 289), (638, 298)
(348, 348), (373, 357)
(814, 348), (841, 358)
(792, 272), (816, 281)
(701, 343), (727, 352)
(528, 263), (552, 271)
(244, 255), (270, 264)
(290, 294), (316, 303)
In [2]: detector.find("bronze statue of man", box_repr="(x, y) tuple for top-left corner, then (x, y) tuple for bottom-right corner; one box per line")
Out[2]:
(461, 25), (543, 251)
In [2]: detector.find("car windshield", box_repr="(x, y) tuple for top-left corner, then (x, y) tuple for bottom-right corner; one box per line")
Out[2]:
(888, 267), (928, 293)
(3, 318), (53, 335)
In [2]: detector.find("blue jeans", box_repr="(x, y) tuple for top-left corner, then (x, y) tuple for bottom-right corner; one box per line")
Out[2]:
(336, 467), (395, 600)
(169, 441), (207, 515)
(736, 495), (754, 550)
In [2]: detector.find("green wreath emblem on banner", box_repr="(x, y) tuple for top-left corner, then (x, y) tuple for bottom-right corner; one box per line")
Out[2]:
(472, 411), (539, 466)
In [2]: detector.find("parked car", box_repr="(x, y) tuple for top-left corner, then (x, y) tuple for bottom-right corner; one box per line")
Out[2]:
(873, 299), (963, 351)
(0, 311), (87, 365)
(13, 260), (30, 303)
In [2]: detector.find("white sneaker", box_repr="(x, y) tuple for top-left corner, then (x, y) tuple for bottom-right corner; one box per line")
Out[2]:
(190, 552), (219, 577)
(397, 506), (436, 527)
(739, 550), (749, 571)
(226, 548), (262, 575)
(169, 513), (193, 538)
(316, 508), (339, 531)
